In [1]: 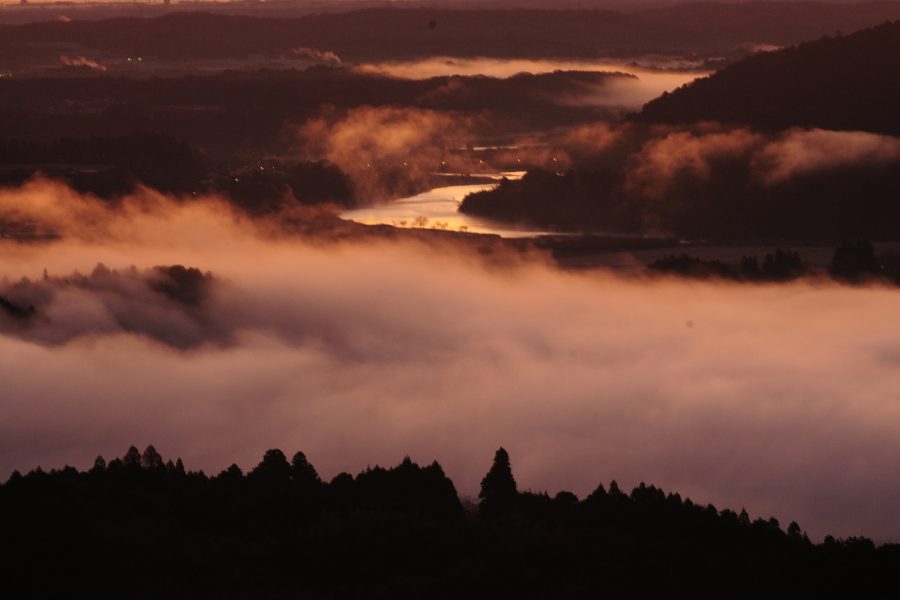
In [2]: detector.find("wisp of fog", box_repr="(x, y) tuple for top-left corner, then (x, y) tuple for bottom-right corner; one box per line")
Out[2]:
(1, 180), (899, 541)
(355, 57), (705, 109)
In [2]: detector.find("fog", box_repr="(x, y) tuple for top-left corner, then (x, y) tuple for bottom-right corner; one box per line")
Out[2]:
(59, 55), (107, 71)
(294, 107), (900, 215)
(356, 57), (706, 109)
(560, 123), (900, 200)
(2, 181), (900, 540)
(356, 56), (706, 80)
(296, 106), (476, 200)
(755, 128), (900, 184)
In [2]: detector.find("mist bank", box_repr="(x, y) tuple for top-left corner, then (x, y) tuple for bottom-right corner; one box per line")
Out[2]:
(1, 183), (900, 541)
(460, 124), (900, 240)
(0, 68), (621, 153)
(0, 70), (644, 212)
(355, 56), (706, 110)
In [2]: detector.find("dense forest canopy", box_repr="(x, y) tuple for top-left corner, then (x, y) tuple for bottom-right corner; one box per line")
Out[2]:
(638, 20), (900, 135)
(4, 445), (899, 598)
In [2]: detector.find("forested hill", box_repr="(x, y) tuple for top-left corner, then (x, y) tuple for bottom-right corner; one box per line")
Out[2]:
(4, 4), (900, 61)
(2, 445), (899, 598)
(637, 20), (900, 135)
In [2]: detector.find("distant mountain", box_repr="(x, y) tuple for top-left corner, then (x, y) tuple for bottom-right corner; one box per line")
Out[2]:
(637, 20), (900, 135)
(3, 4), (900, 62)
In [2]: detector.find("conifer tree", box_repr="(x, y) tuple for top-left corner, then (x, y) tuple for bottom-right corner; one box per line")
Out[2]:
(479, 447), (518, 518)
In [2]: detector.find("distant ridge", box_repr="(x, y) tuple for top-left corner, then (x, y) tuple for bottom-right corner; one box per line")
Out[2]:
(4, 4), (900, 60)
(637, 20), (900, 135)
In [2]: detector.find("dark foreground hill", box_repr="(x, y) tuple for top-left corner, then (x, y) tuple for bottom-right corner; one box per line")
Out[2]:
(638, 20), (900, 135)
(3, 445), (898, 598)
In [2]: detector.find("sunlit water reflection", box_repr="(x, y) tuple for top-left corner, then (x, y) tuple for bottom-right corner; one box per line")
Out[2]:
(340, 172), (556, 238)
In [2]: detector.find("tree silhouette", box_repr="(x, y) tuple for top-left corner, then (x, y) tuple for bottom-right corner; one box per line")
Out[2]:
(141, 445), (163, 470)
(830, 241), (880, 281)
(91, 455), (106, 473)
(2, 443), (899, 597)
(251, 449), (291, 481)
(122, 445), (141, 469)
(608, 480), (623, 497)
(479, 447), (518, 519)
(220, 463), (243, 480)
(290, 452), (320, 485)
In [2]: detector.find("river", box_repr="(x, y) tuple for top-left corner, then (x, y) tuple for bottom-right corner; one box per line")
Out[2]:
(339, 172), (556, 238)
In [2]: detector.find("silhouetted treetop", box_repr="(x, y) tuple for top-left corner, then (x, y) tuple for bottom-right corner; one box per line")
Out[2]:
(830, 240), (881, 281)
(91, 455), (106, 473)
(122, 445), (141, 468)
(290, 451), (320, 485)
(479, 446), (518, 519)
(251, 448), (292, 481)
(141, 445), (164, 470)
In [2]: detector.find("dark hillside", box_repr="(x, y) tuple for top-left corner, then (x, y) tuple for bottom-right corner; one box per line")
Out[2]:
(3, 445), (899, 598)
(638, 20), (900, 135)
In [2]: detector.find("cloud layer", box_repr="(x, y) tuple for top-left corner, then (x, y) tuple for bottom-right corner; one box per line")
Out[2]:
(2, 182), (900, 542)
(296, 106), (475, 201)
(355, 57), (705, 110)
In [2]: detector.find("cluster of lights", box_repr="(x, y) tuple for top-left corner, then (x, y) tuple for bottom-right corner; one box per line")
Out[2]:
(356, 152), (553, 172)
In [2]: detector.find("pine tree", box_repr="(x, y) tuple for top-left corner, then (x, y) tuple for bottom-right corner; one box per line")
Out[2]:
(290, 451), (320, 485)
(123, 445), (141, 468)
(479, 447), (518, 519)
(252, 449), (291, 481)
(141, 445), (164, 470)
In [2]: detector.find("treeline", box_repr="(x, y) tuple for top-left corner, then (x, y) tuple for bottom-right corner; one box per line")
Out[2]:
(638, 20), (900, 136)
(459, 152), (900, 241)
(0, 133), (355, 211)
(648, 242), (900, 284)
(0, 69), (619, 158)
(0, 132), (202, 196)
(2, 445), (898, 598)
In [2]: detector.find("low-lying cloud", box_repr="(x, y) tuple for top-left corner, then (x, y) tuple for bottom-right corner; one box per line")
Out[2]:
(289, 47), (342, 65)
(609, 124), (900, 196)
(754, 128), (900, 184)
(1, 264), (221, 348)
(296, 106), (476, 201)
(355, 56), (705, 110)
(624, 126), (763, 199)
(59, 55), (107, 71)
(1, 182), (900, 542)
